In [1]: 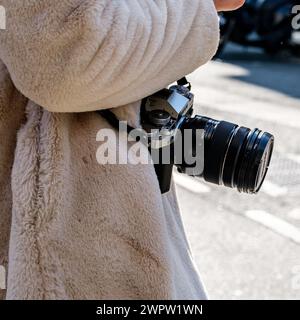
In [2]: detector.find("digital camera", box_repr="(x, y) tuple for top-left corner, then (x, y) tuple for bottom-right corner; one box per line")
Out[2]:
(141, 79), (274, 194)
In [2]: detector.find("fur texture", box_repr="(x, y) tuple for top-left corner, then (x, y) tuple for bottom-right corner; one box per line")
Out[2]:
(0, 0), (219, 299)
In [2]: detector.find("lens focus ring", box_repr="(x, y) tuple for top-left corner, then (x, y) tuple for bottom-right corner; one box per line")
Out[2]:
(179, 116), (274, 194)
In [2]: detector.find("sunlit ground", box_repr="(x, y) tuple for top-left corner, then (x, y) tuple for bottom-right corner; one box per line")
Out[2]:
(177, 44), (300, 299)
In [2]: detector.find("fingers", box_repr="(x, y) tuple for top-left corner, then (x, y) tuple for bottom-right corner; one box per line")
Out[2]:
(214, 0), (245, 11)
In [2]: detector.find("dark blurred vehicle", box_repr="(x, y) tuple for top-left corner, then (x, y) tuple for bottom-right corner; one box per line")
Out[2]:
(217, 0), (300, 56)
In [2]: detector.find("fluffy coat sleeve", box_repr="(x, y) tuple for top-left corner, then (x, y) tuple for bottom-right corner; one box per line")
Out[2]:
(0, 0), (219, 112)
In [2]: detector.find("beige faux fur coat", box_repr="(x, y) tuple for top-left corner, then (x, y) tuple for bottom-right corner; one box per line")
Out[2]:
(0, 0), (219, 300)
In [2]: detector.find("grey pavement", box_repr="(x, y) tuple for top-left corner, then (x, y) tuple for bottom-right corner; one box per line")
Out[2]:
(176, 44), (300, 299)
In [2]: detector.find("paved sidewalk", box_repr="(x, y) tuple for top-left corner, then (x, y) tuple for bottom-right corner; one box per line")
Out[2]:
(177, 45), (300, 299)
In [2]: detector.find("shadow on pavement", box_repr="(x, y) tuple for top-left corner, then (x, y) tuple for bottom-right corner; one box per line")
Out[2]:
(216, 44), (300, 100)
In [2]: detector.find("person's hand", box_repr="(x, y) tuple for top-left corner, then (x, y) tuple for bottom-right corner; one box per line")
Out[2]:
(214, 0), (245, 11)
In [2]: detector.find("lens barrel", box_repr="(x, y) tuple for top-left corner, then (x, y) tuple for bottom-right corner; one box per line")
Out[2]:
(180, 116), (274, 194)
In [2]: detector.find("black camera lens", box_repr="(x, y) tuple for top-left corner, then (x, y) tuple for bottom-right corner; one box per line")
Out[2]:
(180, 116), (274, 194)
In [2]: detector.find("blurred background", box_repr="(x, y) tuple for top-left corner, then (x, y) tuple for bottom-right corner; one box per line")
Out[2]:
(176, 0), (300, 299)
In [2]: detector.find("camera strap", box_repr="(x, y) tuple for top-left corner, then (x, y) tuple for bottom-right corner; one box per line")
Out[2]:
(97, 109), (135, 135)
(177, 77), (192, 90)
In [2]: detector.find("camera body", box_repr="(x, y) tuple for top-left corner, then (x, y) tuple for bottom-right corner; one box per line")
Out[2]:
(141, 81), (274, 194)
(141, 84), (194, 150)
